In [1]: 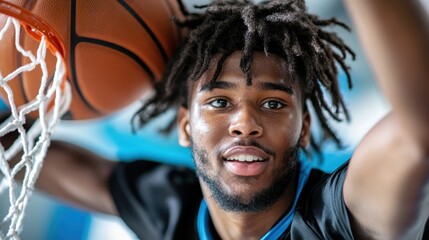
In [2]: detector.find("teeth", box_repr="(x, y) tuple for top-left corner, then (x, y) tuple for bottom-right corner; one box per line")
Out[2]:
(226, 155), (264, 162)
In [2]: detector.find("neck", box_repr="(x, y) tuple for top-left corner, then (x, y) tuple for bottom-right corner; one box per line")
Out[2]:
(201, 178), (297, 240)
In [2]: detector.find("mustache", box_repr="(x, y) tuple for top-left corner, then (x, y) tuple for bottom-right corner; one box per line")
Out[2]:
(219, 139), (275, 157)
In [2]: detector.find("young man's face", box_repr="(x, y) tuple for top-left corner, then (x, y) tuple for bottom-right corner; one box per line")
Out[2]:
(178, 51), (311, 212)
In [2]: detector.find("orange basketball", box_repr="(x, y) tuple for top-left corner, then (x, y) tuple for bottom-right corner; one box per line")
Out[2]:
(0, 0), (184, 120)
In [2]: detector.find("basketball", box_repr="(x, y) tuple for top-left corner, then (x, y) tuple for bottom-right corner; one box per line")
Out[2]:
(0, 0), (184, 120)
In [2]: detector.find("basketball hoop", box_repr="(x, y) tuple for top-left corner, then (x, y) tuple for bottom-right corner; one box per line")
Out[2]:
(0, 1), (71, 239)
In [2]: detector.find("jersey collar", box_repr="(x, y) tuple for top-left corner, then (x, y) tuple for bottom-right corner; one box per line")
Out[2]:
(197, 160), (312, 239)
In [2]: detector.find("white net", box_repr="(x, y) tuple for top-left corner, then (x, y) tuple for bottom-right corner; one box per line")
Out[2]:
(0, 17), (71, 240)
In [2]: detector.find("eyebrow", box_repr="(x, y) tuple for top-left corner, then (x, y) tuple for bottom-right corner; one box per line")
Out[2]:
(199, 80), (294, 95)
(199, 81), (237, 92)
(258, 82), (294, 95)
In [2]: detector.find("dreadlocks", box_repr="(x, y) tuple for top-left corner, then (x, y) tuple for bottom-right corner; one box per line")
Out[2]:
(132, 0), (355, 152)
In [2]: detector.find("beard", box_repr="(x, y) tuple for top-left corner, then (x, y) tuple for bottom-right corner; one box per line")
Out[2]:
(191, 139), (300, 213)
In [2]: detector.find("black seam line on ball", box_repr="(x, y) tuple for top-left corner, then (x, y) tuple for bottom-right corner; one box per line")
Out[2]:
(118, 0), (169, 63)
(70, 0), (157, 115)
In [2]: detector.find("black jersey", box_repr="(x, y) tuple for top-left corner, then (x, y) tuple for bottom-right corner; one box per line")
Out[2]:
(108, 160), (428, 239)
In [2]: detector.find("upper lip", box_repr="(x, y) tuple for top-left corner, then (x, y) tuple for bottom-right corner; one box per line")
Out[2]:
(222, 146), (270, 161)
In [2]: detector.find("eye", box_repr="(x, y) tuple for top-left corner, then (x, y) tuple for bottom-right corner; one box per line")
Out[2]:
(262, 100), (285, 109)
(209, 98), (231, 108)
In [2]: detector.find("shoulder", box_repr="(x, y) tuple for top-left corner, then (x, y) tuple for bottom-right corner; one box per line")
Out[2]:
(291, 162), (354, 239)
(110, 160), (198, 189)
(109, 160), (202, 240)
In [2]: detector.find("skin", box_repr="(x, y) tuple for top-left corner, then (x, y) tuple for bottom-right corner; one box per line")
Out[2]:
(177, 51), (311, 239)
(342, 1), (429, 239)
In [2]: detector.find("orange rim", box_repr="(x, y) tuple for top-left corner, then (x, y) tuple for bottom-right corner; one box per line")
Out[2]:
(0, 0), (66, 61)
(0, 0), (68, 109)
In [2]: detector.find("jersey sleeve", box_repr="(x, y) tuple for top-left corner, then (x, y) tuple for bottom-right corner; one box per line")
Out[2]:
(108, 160), (202, 240)
(291, 162), (354, 239)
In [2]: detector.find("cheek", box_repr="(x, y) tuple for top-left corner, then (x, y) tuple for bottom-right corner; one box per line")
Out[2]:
(288, 112), (303, 141)
(190, 107), (226, 146)
(265, 112), (302, 145)
(191, 107), (210, 135)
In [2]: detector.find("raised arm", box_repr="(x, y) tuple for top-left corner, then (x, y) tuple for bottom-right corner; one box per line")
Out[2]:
(343, 0), (429, 239)
(1, 118), (118, 215)
(35, 141), (118, 215)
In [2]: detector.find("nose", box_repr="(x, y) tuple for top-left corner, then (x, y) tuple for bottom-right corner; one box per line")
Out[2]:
(228, 104), (263, 138)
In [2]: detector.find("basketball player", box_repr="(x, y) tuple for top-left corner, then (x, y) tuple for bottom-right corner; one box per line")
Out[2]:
(5, 0), (429, 239)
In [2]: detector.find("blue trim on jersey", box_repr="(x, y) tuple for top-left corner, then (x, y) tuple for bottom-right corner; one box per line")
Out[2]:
(197, 160), (312, 240)
(197, 200), (211, 239)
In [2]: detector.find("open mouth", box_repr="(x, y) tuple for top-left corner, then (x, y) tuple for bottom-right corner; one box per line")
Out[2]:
(222, 151), (270, 176)
(223, 155), (267, 163)
(221, 146), (271, 176)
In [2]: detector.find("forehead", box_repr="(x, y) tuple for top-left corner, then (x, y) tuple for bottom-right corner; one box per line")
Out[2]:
(200, 51), (291, 86)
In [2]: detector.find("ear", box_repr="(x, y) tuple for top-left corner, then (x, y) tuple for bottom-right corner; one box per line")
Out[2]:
(177, 107), (191, 147)
(299, 111), (311, 148)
